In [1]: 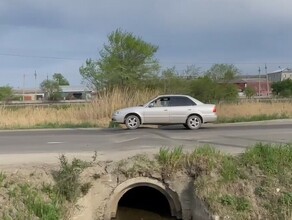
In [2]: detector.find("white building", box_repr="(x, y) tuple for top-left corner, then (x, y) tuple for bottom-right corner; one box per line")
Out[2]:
(267, 68), (292, 82)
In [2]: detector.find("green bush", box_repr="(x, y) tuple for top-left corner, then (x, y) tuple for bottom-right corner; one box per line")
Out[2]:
(53, 155), (92, 202)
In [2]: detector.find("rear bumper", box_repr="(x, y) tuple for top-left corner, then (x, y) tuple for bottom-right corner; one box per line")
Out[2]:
(203, 114), (217, 123)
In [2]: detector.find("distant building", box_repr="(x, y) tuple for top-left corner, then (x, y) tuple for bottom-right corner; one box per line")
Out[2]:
(13, 85), (93, 101)
(13, 88), (45, 101)
(267, 68), (292, 82)
(59, 85), (93, 100)
(235, 75), (271, 97)
(220, 79), (247, 95)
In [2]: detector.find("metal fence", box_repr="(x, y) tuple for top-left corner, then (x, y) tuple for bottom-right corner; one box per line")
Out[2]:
(0, 100), (91, 108)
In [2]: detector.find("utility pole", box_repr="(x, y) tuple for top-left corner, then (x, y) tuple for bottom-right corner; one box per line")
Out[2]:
(34, 70), (37, 100)
(265, 64), (269, 97)
(22, 74), (26, 101)
(258, 67), (261, 96)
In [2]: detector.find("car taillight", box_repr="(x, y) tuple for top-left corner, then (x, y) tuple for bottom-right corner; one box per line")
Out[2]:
(213, 106), (216, 113)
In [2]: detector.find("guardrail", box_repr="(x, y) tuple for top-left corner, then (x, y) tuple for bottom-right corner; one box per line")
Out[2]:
(0, 100), (91, 107)
(218, 97), (292, 104)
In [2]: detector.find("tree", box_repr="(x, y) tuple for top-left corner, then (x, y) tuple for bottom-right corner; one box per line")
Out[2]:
(160, 67), (192, 94)
(182, 65), (201, 79)
(40, 80), (62, 101)
(53, 73), (70, 86)
(190, 76), (217, 103)
(0, 86), (13, 102)
(244, 86), (256, 98)
(190, 76), (239, 103)
(221, 84), (239, 101)
(80, 29), (160, 90)
(205, 64), (240, 82)
(271, 79), (292, 97)
(79, 59), (101, 90)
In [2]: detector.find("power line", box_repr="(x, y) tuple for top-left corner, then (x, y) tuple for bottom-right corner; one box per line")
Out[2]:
(0, 53), (82, 61)
(159, 61), (292, 65)
(0, 53), (291, 66)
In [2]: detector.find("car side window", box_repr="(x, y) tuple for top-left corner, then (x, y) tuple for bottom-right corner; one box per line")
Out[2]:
(151, 97), (170, 107)
(169, 96), (195, 106)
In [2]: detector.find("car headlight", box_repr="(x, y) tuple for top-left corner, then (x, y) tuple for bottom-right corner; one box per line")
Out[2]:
(114, 111), (120, 115)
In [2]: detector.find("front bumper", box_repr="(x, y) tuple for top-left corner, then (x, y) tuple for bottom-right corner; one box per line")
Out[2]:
(111, 114), (124, 123)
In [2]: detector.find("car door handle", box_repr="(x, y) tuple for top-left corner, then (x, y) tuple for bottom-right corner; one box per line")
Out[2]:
(164, 109), (168, 111)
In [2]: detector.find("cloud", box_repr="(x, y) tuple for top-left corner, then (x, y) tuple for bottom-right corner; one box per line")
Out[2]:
(1, 0), (292, 87)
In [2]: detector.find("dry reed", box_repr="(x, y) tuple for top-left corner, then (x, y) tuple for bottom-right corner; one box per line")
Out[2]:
(217, 101), (292, 118)
(0, 89), (291, 129)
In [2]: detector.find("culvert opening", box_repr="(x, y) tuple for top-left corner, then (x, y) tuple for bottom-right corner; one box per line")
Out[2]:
(115, 186), (177, 220)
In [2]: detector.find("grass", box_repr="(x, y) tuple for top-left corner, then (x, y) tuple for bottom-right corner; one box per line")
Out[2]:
(53, 155), (93, 202)
(156, 146), (184, 176)
(114, 144), (292, 220)
(217, 101), (292, 123)
(0, 89), (291, 129)
(194, 143), (292, 220)
(0, 172), (6, 186)
(0, 155), (95, 220)
(0, 144), (291, 219)
(241, 143), (292, 176)
(116, 154), (160, 178)
(2, 180), (63, 220)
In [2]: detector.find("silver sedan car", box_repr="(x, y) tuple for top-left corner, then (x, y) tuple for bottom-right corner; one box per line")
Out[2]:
(112, 94), (217, 130)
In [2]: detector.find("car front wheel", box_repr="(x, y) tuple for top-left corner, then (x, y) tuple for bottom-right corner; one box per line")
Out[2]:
(125, 114), (141, 130)
(186, 115), (202, 130)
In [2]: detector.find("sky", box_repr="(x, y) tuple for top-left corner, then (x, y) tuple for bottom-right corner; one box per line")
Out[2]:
(1, 0), (292, 89)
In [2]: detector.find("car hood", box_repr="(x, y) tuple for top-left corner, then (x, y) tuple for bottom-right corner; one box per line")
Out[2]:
(117, 106), (145, 113)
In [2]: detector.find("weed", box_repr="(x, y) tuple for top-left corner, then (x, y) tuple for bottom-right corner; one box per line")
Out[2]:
(92, 150), (98, 162)
(220, 156), (239, 182)
(220, 194), (236, 206)
(279, 192), (292, 206)
(0, 172), (6, 186)
(220, 195), (250, 212)
(1, 154), (98, 220)
(185, 146), (220, 176)
(6, 183), (61, 220)
(108, 121), (121, 128)
(254, 186), (266, 198)
(19, 184), (61, 220)
(92, 173), (101, 180)
(192, 143), (291, 219)
(157, 147), (184, 175)
(80, 182), (92, 196)
(241, 143), (292, 175)
(235, 197), (250, 212)
(1, 89), (291, 129)
(53, 155), (91, 202)
(217, 113), (290, 123)
(117, 154), (158, 178)
(34, 122), (96, 129)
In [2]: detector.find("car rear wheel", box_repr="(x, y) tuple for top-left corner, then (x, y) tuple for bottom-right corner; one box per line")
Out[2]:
(125, 114), (140, 130)
(186, 115), (202, 130)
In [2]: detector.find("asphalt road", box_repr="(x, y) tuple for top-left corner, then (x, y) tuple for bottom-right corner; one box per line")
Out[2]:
(0, 120), (291, 157)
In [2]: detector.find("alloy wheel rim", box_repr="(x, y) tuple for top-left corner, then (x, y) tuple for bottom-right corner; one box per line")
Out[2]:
(190, 117), (199, 128)
(128, 117), (138, 128)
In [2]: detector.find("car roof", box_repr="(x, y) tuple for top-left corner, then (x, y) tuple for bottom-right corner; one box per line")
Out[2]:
(157, 94), (190, 97)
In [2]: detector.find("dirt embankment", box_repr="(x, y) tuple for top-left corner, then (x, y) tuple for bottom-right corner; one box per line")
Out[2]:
(0, 144), (291, 220)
